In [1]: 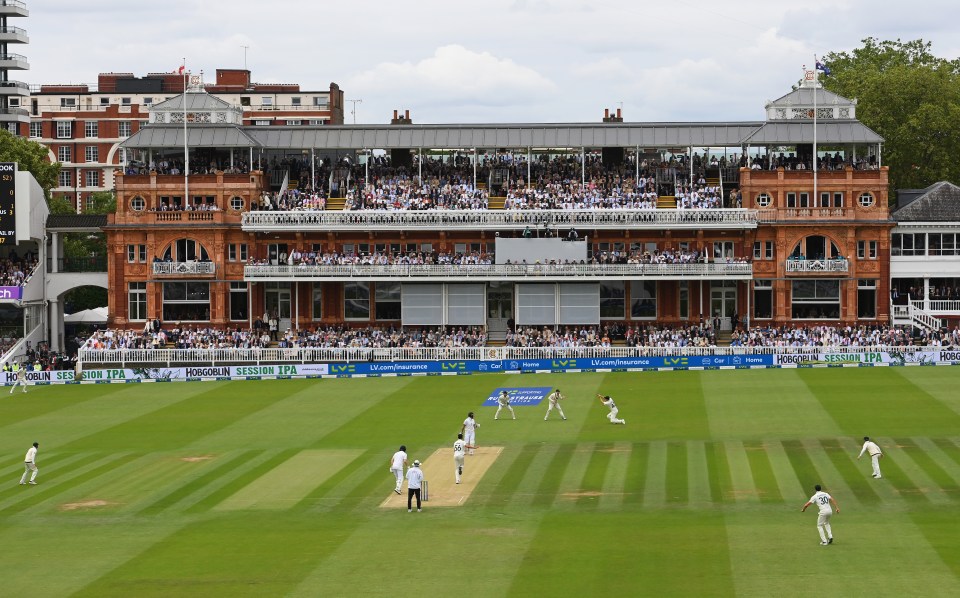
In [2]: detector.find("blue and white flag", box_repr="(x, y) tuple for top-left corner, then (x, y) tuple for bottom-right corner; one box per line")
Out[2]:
(815, 61), (831, 76)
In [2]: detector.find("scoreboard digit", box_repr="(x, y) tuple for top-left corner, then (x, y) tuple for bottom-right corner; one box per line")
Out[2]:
(0, 162), (16, 245)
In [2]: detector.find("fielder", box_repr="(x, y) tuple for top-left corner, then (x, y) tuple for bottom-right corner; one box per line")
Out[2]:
(9, 364), (27, 394)
(495, 390), (516, 420)
(544, 388), (566, 421)
(597, 394), (626, 424)
(461, 412), (479, 455)
(857, 436), (883, 479)
(801, 484), (840, 545)
(19, 442), (39, 485)
(453, 433), (476, 484)
(389, 444), (408, 495)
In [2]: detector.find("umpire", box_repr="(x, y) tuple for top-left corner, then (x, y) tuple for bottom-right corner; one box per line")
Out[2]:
(406, 460), (424, 512)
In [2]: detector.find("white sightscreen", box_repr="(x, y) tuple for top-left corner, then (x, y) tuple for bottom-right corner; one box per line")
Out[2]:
(401, 283), (443, 325)
(558, 283), (600, 324)
(516, 283), (556, 325)
(446, 284), (486, 325)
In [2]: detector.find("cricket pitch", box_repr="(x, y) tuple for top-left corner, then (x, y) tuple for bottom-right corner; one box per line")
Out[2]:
(380, 446), (504, 508)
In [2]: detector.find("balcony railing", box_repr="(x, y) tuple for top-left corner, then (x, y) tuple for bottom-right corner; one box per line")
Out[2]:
(243, 262), (753, 281)
(152, 261), (216, 275)
(785, 258), (849, 273)
(242, 209), (760, 231)
(48, 256), (107, 273)
(911, 299), (960, 314)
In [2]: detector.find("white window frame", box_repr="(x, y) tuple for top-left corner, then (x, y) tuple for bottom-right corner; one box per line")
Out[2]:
(85, 146), (99, 163)
(85, 170), (99, 188)
(56, 121), (72, 139)
(118, 121), (132, 137)
(84, 121), (99, 138)
(29, 122), (42, 138)
(57, 146), (71, 163)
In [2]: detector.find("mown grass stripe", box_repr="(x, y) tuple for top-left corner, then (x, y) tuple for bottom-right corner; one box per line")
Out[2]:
(686, 441), (711, 505)
(914, 437), (960, 484)
(801, 438), (861, 508)
(483, 444), (542, 509)
(599, 442), (631, 511)
(743, 441), (782, 503)
(724, 441), (759, 504)
(893, 438), (958, 504)
(764, 440), (806, 502)
(310, 452), (394, 513)
(531, 443), (576, 508)
(184, 449), (299, 514)
(552, 442), (594, 510)
(509, 443), (559, 508)
(933, 438), (960, 469)
(643, 441), (667, 507)
(0, 451), (102, 503)
(137, 450), (261, 515)
(4, 453), (142, 515)
(621, 442), (649, 505)
(291, 450), (371, 512)
(819, 438), (881, 505)
(862, 437), (929, 504)
(576, 442), (614, 508)
(665, 442), (689, 504)
(781, 439), (824, 498)
(704, 441), (732, 504)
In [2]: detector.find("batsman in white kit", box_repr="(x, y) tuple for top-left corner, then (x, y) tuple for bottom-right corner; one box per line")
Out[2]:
(461, 412), (479, 455)
(544, 389), (566, 421)
(801, 484), (840, 545)
(453, 433), (476, 484)
(597, 394), (625, 424)
(495, 390), (516, 420)
(389, 445), (408, 495)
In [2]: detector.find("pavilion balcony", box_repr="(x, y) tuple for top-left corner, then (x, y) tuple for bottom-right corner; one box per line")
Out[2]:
(153, 261), (216, 276)
(243, 262), (753, 282)
(241, 209), (759, 232)
(785, 258), (849, 274)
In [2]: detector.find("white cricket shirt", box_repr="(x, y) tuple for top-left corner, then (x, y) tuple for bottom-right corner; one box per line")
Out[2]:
(391, 450), (407, 470)
(454, 439), (466, 457)
(25, 446), (37, 463)
(809, 490), (833, 514)
(463, 417), (477, 432)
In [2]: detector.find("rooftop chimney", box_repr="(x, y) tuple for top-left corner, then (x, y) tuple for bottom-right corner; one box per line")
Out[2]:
(603, 107), (623, 123)
(391, 109), (413, 125)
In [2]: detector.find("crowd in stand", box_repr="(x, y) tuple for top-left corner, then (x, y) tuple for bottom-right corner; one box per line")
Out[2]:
(0, 251), (39, 287)
(728, 325), (916, 348)
(505, 325), (619, 348)
(625, 324), (717, 348)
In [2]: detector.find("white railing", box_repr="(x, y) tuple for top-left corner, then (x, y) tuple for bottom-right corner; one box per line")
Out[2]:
(785, 258), (849, 273)
(912, 299), (960, 313)
(78, 344), (931, 367)
(891, 299), (942, 331)
(243, 262), (754, 280)
(152, 262), (216, 275)
(242, 209), (760, 231)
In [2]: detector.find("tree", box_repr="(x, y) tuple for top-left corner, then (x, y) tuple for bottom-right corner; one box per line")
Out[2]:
(0, 129), (60, 199)
(820, 38), (960, 202)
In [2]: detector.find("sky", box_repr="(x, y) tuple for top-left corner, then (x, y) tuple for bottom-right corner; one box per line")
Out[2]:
(24, 0), (960, 125)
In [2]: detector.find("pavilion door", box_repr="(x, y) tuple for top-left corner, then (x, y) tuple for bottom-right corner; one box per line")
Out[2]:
(486, 282), (514, 341)
(265, 282), (292, 332)
(710, 282), (737, 331)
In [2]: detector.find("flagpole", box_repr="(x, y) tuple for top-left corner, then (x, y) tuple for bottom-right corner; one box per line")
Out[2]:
(813, 57), (818, 210)
(183, 59), (189, 207)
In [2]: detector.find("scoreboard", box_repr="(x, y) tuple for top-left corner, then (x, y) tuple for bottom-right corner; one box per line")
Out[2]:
(0, 162), (15, 244)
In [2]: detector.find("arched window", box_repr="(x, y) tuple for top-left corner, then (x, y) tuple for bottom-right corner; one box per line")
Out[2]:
(162, 239), (210, 262)
(790, 235), (842, 260)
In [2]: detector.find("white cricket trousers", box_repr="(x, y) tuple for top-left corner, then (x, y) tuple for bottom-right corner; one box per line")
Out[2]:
(20, 462), (38, 484)
(464, 430), (476, 454)
(9, 379), (27, 393)
(871, 454), (882, 478)
(391, 467), (403, 491)
(816, 512), (833, 542)
(545, 403), (565, 420)
(455, 455), (465, 483)
(607, 408), (624, 424)
(495, 405), (515, 419)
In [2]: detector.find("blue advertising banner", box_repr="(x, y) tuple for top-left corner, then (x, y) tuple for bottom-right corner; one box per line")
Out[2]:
(482, 387), (553, 407)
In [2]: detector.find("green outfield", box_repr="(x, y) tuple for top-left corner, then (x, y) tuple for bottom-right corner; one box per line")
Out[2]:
(2, 367), (960, 597)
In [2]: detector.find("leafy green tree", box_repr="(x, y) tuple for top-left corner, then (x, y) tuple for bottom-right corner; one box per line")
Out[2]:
(0, 129), (60, 199)
(821, 38), (960, 201)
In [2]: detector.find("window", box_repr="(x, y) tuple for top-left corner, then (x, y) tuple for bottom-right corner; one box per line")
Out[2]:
(240, 97), (251, 106)
(798, 192), (810, 208)
(131, 196), (145, 211)
(254, 119), (271, 126)
(84, 121), (99, 138)
(313, 97), (329, 108)
(764, 241), (774, 260)
(713, 242), (734, 260)
(858, 192), (875, 208)
(285, 120), (301, 126)
(262, 97), (273, 106)
(291, 97), (301, 106)
(121, 97), (131, 106)
(375, 282), (401, 320)
(791, 279), (841, 319)
(228, 243), (248, 261)
(679, 281), (689, 320)
(127, 244), (146, 263)
(60, 98), (76, 108)
(85, 146), (99, 163)
(831, 192), (844, 208)
(344, 282), (370, 320)
(753, 241), (774, 260)
(630, 281), (656, 319)
(139, 244), (147, 262)
(128, 282), (147, 321)
(308, 119), (326, 125)
(100, 97), (110, 106)
(857, 240), (878, 259)
(600, 281), (625, 319)
(858, 280), (877, 319)
(56, 121), (72, 138)
(118, 121), (132, 137)
(228, 244), (237, 262)
(162, 282), (210, 321)
(230, 196), (244, 211)
(754, 280), (773, 319)
(57, 146), (71, 163)
(127, 245), (137, 263)
(58, 171), (72, 188)
(162, 238), (210, 262)
(755, 193), (771, 207)
(29, 122), (41, 138)
(786, 192), (796, 208)
(230, 281), (248, 321)
(85, 170), (99, 188)
(892, 233), (926, 256)
(312, 283), (323, 320)
(143, 97), (154, 106)
(928, 233), (958, 256)
(239, 243), (248, 261)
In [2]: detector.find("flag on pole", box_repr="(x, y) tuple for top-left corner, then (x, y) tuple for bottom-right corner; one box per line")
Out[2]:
(815, 61), (831, 76)
(178, 65), (185, 75)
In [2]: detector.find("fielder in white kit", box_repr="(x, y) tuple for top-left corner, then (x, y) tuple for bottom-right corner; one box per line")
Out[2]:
(801, 484), (840, 545)
(453, 433), (476, 484)
(857, 436), (883, 478)
(461, 412), (479, 455)
(597, 394), (625, 424)
(495, 390), (516, 420)
(544, 389), (566, 421)
(389, 445), (408, 494)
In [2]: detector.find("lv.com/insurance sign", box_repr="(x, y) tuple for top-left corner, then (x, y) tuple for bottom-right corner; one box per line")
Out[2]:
(482, 387), (553, 407)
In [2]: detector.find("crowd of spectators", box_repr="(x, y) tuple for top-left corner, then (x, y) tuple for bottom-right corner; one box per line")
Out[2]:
(625, 324), (717, 348)
(504, 326), (619, 348)
(0, 251), (39, 287)
(728, 325), (915, 348)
